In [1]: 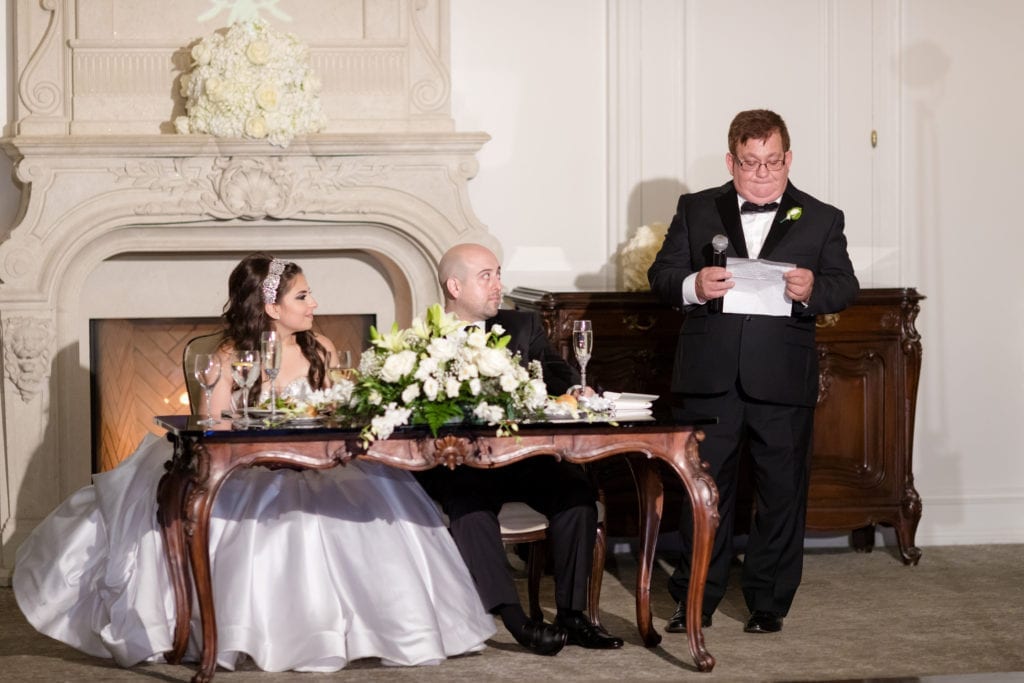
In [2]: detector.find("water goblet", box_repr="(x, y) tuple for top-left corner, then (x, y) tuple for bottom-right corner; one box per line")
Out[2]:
(572, 320), (593, 389)
(260, 331), (282, 418)
(231, 349), (261, 426)
(328, 350), (354, 384)
(193, 353), (221, 426)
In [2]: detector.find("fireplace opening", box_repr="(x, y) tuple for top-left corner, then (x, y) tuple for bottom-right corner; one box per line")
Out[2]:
(90, 314), (374, 473)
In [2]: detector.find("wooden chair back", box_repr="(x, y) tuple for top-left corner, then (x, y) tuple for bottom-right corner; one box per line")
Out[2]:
(182, 332), (224, 413)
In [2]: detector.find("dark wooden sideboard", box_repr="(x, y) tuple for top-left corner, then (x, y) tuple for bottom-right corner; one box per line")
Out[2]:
(506, 287), (925, 565)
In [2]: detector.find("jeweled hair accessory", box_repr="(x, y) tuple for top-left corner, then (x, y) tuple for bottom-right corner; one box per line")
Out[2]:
(261, 258), (288, 304)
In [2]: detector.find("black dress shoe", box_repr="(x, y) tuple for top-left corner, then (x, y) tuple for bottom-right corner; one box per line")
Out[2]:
(555, 613), (624, 649)
(516, 621), (568, 656)
(665, 601), (713, 633)
(744, 611), (783, 633)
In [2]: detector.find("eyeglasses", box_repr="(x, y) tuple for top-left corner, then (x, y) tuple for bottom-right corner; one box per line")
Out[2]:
(735, 158), (786, 173)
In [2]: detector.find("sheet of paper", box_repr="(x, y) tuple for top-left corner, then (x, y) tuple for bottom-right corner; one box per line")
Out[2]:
(722, 257), (795, 317)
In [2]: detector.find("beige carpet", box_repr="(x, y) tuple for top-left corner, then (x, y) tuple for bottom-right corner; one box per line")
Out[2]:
(2, 544), (1023, 681)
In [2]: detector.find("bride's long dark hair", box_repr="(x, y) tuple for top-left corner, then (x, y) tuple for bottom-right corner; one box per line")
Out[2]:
(220, 252), (327, 401)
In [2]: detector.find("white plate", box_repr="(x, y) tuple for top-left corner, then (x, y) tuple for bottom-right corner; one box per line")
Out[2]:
(284, 416), (323, 426)
(602, 391), (659, 402)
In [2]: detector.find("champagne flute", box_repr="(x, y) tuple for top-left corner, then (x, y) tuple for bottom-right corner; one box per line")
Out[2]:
(231, 349), (261, 426)
(193, 353), (221, 426)
(572, 320), (593, 390)
(328, 349), (354, 384)
(260, 331), (282, 418)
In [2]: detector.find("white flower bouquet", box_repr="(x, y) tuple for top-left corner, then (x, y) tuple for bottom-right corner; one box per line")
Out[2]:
(338, 304), (551, 442)
(176, 19), (326, 147)
(620, 222), (669, 291)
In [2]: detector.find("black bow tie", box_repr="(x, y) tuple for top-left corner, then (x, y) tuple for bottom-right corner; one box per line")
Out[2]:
(740, 201), (779, 214)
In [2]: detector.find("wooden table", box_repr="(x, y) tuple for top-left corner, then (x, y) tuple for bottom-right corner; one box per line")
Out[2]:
(154, 415), (719, 682)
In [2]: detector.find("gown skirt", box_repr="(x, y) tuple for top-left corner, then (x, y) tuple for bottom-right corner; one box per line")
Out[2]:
(13, 434), (496, 672)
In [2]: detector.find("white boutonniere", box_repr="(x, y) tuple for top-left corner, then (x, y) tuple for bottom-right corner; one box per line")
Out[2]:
(782, 207), (803, 223)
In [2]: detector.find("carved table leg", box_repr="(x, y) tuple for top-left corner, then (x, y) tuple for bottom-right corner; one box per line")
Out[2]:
(156, 466), (192, 663)
(661, 430), (718, 673)
(627, 455), (664, 648)
(184, 444), (224, 683)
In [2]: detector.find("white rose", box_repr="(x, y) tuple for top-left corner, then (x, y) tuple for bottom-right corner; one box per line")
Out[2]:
(445, 377), (462, 399)
(466, 328), (488, 349)
(191, 42), (213, 66)
(427, 337), (459, 361)
(246, 39), (271, 65)
(173, 116), (190, 135)
(469, 378), (482, 396)
(244, 115), (268, 139)
(255, 83), (280, 111)
(401, 383), (420, 404)
(500, 372), (521, 393)
(422, 377), (440, 401)
(526, 378), (549, 408)
(458, 362), (479, 381)
(413, 356), (439, 382)
(204, 77), (226, 102)
(178, 73), (192, 98)
(490, 324), (505, 336)
(476, 347), (513, 377)
(473, 402), (504, 424)
(381, 350), (417, 382)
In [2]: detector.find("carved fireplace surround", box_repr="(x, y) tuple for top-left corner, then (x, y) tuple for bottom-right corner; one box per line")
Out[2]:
(0, 0), (493, 580)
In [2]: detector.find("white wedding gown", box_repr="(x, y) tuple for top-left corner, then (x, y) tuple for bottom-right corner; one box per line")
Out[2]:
(13, 380), (495, 673)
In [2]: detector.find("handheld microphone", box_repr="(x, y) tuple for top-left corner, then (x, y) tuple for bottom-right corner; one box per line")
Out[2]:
(708, 234), (729, 314)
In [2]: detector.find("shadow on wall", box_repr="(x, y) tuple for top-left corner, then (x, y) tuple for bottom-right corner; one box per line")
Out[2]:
(574, 177), (687, 291)
(4, 339), (68, 578)
(0, 154), (23, 243)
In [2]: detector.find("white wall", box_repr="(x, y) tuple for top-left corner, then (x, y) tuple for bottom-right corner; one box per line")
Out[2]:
(899, 0), (1024, 542)
(1, 1), (1021, 547)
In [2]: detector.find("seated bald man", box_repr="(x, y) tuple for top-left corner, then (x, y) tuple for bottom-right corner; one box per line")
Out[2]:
(415, 242), (622, 656)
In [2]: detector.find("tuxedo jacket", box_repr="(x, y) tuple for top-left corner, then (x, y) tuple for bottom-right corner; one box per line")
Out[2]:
(648, 180), (859, 407)
(485, 309), (579, 396)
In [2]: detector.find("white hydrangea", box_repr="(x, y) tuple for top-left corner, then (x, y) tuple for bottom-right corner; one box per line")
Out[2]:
(620, 222), (669, 291)
(176, 19), (326, 148)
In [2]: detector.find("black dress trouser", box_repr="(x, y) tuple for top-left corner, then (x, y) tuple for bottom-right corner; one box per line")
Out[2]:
(416, 458), (597, 613)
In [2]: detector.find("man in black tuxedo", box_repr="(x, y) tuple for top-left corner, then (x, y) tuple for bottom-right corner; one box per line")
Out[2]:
(648, 109), (859, 634)
(415, 242), (623, 655)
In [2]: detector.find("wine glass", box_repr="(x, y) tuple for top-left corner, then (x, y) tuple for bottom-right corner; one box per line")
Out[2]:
(328, 349), (354, 384)
(572, 320), (593, 389)
(193, 353), (222, 426)
(260, 331), (282, 418)
(231, 349), (261, 426)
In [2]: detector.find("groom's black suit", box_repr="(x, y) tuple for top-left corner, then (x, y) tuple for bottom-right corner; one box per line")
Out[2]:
(415, 309), (597, 614)
(648, 180), (859, 617)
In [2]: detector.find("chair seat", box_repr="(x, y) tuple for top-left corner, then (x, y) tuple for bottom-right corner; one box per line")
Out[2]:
(498, 502), (548, 534)
(435, 500), (606, 534)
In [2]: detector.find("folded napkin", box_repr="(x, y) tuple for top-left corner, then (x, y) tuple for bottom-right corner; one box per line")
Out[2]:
(602, 391), (657, 412)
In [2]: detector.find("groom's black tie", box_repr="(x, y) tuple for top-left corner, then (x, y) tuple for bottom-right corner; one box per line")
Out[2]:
(740, 201), (779, 214)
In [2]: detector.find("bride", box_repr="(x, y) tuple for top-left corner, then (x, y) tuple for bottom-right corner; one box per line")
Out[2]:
(13, 252), (496, 673)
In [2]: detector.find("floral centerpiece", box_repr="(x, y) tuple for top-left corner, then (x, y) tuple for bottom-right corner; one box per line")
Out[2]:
(175, 19), (326, 147)
(337, 304), (550, 443)
(620, 222), (668, 291)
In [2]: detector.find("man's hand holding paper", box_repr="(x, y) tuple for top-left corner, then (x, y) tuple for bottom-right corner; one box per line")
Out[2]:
(720, 257), (797, 317)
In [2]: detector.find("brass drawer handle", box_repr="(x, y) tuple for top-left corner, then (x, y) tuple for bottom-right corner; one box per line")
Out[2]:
(623, 314), (656, 331)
